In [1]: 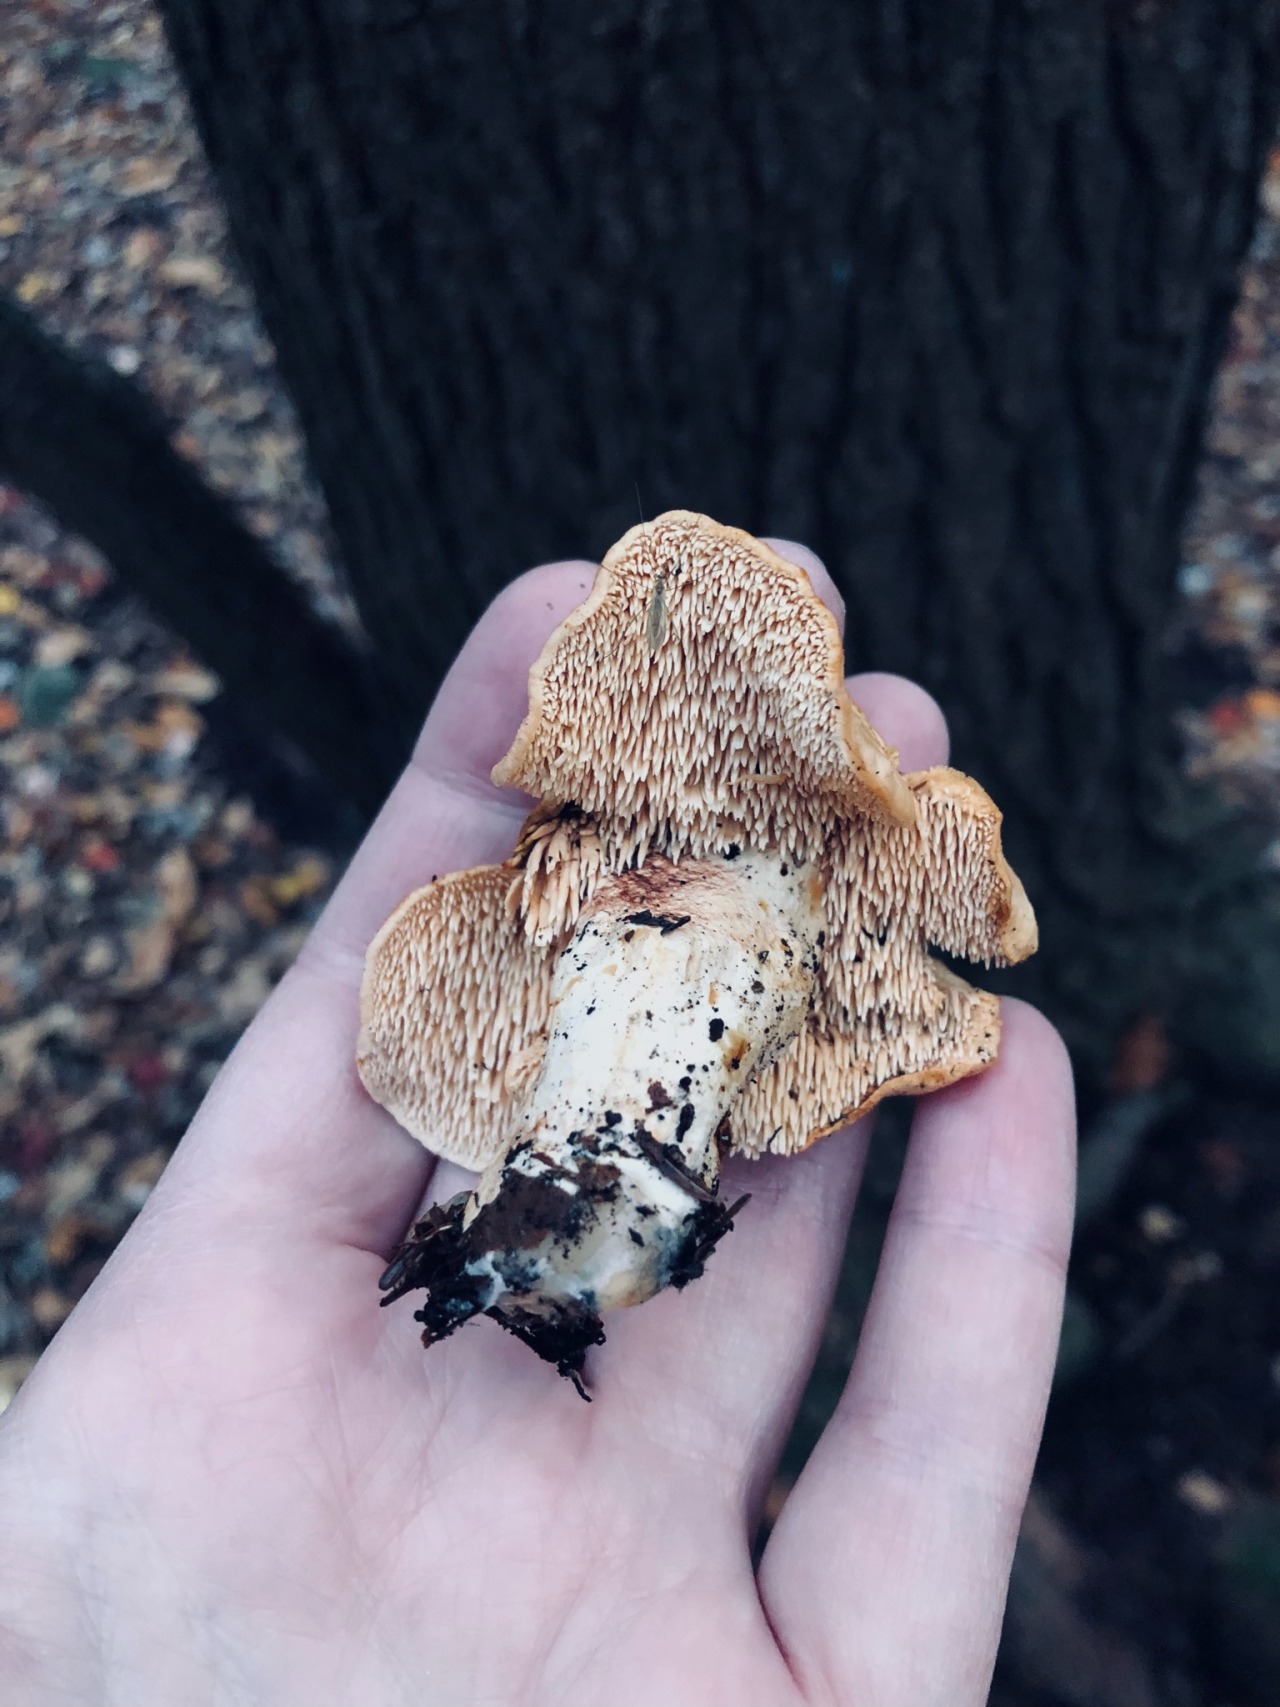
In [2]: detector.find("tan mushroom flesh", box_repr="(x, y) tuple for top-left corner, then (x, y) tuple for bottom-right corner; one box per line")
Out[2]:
(358, 511), (1036, 1391)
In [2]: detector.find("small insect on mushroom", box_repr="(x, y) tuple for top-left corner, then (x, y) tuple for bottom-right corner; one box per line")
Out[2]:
(644, 570), (668, 652)
(358, 511), (1037, 1394)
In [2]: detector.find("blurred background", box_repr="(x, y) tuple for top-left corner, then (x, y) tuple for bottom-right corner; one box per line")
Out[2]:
(2, 3), (1280, 1701)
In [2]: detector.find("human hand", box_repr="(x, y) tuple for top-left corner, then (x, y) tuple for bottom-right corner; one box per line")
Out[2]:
(0, 543), (1075, 1707)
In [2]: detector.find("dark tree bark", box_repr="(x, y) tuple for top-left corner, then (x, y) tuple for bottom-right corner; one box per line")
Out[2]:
(0, 292), (402, 814)
(155, 0), (1280, 1076)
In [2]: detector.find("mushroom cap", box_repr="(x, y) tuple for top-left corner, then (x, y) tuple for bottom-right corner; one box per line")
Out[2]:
(357, 865), (553, 1168)
(493, 510), (917, 868)
(358, 512), (1038, 1168)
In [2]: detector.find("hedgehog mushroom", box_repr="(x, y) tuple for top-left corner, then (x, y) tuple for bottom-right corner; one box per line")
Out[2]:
(358, 511), (1036, 1393)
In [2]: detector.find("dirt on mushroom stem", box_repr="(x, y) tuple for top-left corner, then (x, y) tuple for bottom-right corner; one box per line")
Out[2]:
(379, 847), (824, 1390)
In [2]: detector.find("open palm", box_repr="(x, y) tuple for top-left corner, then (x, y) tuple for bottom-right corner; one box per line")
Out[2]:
(0, 545), (1074, 1707)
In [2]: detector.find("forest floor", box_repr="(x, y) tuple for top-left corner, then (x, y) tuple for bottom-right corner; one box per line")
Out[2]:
(2, 4), (1280, 1705)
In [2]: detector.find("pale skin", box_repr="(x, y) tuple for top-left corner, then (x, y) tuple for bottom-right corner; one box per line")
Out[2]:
(0, 542), (1075, 1707)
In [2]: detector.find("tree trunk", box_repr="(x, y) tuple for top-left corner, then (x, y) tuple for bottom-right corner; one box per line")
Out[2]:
(0, 292), (402, 814)
(155, 0), (1280, 1077)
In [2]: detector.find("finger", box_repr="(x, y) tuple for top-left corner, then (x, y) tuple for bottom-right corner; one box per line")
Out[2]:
(762, 536), (845, 632)
(591, 662), (951, 1513)
(761, 1000), (1075, 1707)
(852, 671), (950, 773)
(153, 562), (599, 1251)
(762, 539), (948, 772)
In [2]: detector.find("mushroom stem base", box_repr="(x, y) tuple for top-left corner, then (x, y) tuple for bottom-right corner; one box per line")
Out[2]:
(378, 1181), (749, 1395)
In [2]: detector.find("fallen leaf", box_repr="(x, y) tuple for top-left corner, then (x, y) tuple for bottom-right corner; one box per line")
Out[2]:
(119, 1150), (170, 1209)
(45, 1210), (114, 1267)
(239, 874), (280, 928)
(57, 1083), (118, 1137)
(34, 626), (92, 668)
(16, 270), (61, 304)
(1139, 1204), (1184, 1243)
(221, 800), (255, 838)
(123, 228), (163, 268)
(126, 700), (203, 756)
(128, 1052), (169, 1095)
(79, 935), (116, 978)
(119, 156), (181, 196)
(45, 1134), (114, 1221)
(30, 1288), (72, 1334)
(0, 1006), (79, 1083)
(112, 919), (176, 993)
(0, 546), (47, 587)
(158, 254), (227, 294)
(217, 957), (272, 1024)
(269, 855), (329, 907)
(151, 661), (219, 702)
(79, 837), (121, 874)
(1179, 1470), (1233, 1516)
(156, 845), (198, 925)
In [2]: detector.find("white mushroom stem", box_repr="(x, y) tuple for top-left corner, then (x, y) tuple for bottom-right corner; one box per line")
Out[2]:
(379, 847), (825, 1385)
